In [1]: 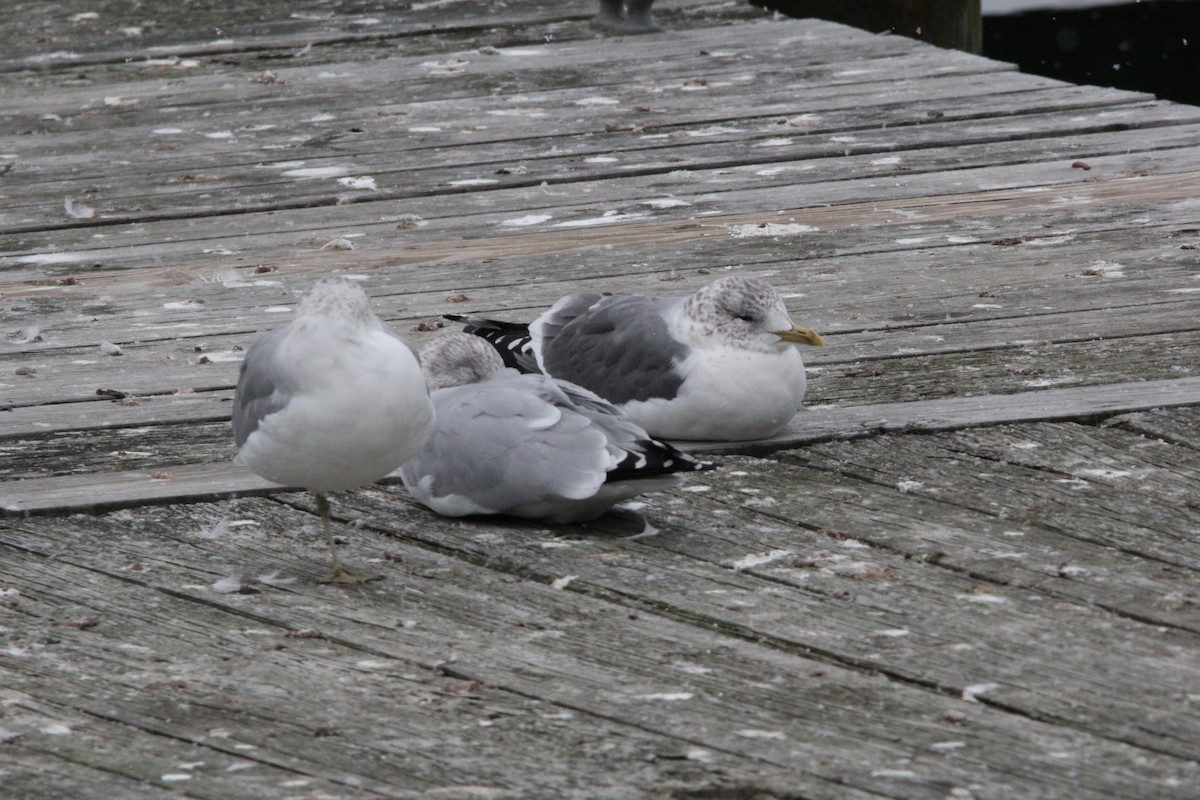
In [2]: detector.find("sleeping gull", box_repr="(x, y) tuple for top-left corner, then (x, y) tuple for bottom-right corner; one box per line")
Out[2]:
(398, 334), (715, 522)
(448, 275), (824, 441)
(233, 277), (434, 583)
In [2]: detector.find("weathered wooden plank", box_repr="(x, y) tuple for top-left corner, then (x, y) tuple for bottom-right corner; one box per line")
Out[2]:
(0, 461), (284, 516)
(684, 444), (1200, 634)
(717, 376), (1200, 454)
(340, 480), (1200, 763)
(5, 377), (1198, 516)
(0, 1), (776, 76)
(5, 152), (1200, 294)
(0, 543), (769, 799)
(0, 0), (772, 77)
(1106, 407), (1200, 452)
(5, 5), (1199, 799)
(3, 321), (1197, 452)
(0, 16), (949, 111)
(1, 258), (1191, 400)
(0, 688), (374, 800)
(4, 90), (1187, 236)
(0, 68), (1124, 194)
(0, 390), (234, 440)
(5, 187), (1197, 361)
(795, 427), (1200, 569)
(5, 502), (1197, 797)
(3, 740), (195, 800)
(813, 326), (1200, 406)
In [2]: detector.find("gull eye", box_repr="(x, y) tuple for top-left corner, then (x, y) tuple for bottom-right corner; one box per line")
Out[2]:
(735, 314), (754, 322)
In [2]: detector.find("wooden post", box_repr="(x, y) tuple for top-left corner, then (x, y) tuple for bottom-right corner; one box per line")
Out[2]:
(750, 0), (982, 53)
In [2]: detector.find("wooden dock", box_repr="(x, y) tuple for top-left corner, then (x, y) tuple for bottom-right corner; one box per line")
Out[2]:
(2, 2), (1199, 797)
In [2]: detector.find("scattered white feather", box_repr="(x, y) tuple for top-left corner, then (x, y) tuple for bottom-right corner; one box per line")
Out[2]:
(162, 299), (206, 310)
(210, 575), (244, 593)
(735, 729), (786, 740)
(550, 575), (578, 590)
(64, 197), (96, 219)
(320, 237), (354, 251)
(197, 518), (233, 540)
(11, 325), (42, 344)
(727, 223), (818, 237)
(553, 211), (646, 228)
(962, 682), (1001, 701)
(284, 165), (348, 179)
(642, 197), (691, 208)
(337, 176), (377, 190)
(1078, 468), (1133, 480)
(637, 692), (693, 701)
(957, 593), (1007, 604)
(730, 549), (793, 571)
(624, 518), (661, 541)
(754, 137), (793, 147)
(18, 252), (85, 265)
(500, 214), (553, 227)
(99, 340), (123, 356)
(257, 571), (296, 587)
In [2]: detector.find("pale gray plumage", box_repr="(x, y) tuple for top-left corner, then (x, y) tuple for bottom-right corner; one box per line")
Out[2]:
(233, 277), (434, 582)
(399, 334), (713, 523)
(454, 276), (825, 441)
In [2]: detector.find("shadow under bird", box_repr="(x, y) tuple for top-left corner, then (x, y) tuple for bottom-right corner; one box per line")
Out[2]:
(232, 277), (434, 583)
(448, 275), (824, 441)
(398, 334), (716, 523)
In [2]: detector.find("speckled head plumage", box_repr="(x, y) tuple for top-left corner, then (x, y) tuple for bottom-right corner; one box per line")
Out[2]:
(420, 333), (506, 391)
(683, 276), (821, 352)
(296, 277), (376, 324)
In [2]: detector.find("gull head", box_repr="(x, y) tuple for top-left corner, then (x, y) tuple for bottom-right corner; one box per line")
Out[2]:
(296, 276), (376, 324)
(420, 333), (506, 391)
(684, 276), (823, 353)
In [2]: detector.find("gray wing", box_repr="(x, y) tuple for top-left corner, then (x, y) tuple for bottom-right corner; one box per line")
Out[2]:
(399, 373), (612, 515)
(534, 293), (688, 405)
(232, 325), (295, 448)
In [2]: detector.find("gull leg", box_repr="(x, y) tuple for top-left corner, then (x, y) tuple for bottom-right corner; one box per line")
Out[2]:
(315, 493), (382, 585)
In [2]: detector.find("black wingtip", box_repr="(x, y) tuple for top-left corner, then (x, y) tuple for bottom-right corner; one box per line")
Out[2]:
(608, 439), (720, 483)
(443, 314), (539, 373)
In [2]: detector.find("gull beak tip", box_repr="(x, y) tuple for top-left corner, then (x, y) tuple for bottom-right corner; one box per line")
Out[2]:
(774, 326), (825, 347)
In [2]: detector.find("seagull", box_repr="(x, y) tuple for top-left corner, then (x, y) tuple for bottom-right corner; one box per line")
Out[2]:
(448, 275), (824, 441)
(232, 277), (435, 583)
(398, 334), (715, 523)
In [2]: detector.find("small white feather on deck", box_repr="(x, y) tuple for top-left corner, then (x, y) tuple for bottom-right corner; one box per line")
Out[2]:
(232, 277), (434, 582)
(398, 334), (714, 523)
(453, 276), (825, 441)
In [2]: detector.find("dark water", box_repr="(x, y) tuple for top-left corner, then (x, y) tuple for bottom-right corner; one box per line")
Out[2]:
(984, 0), (1200, 106)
